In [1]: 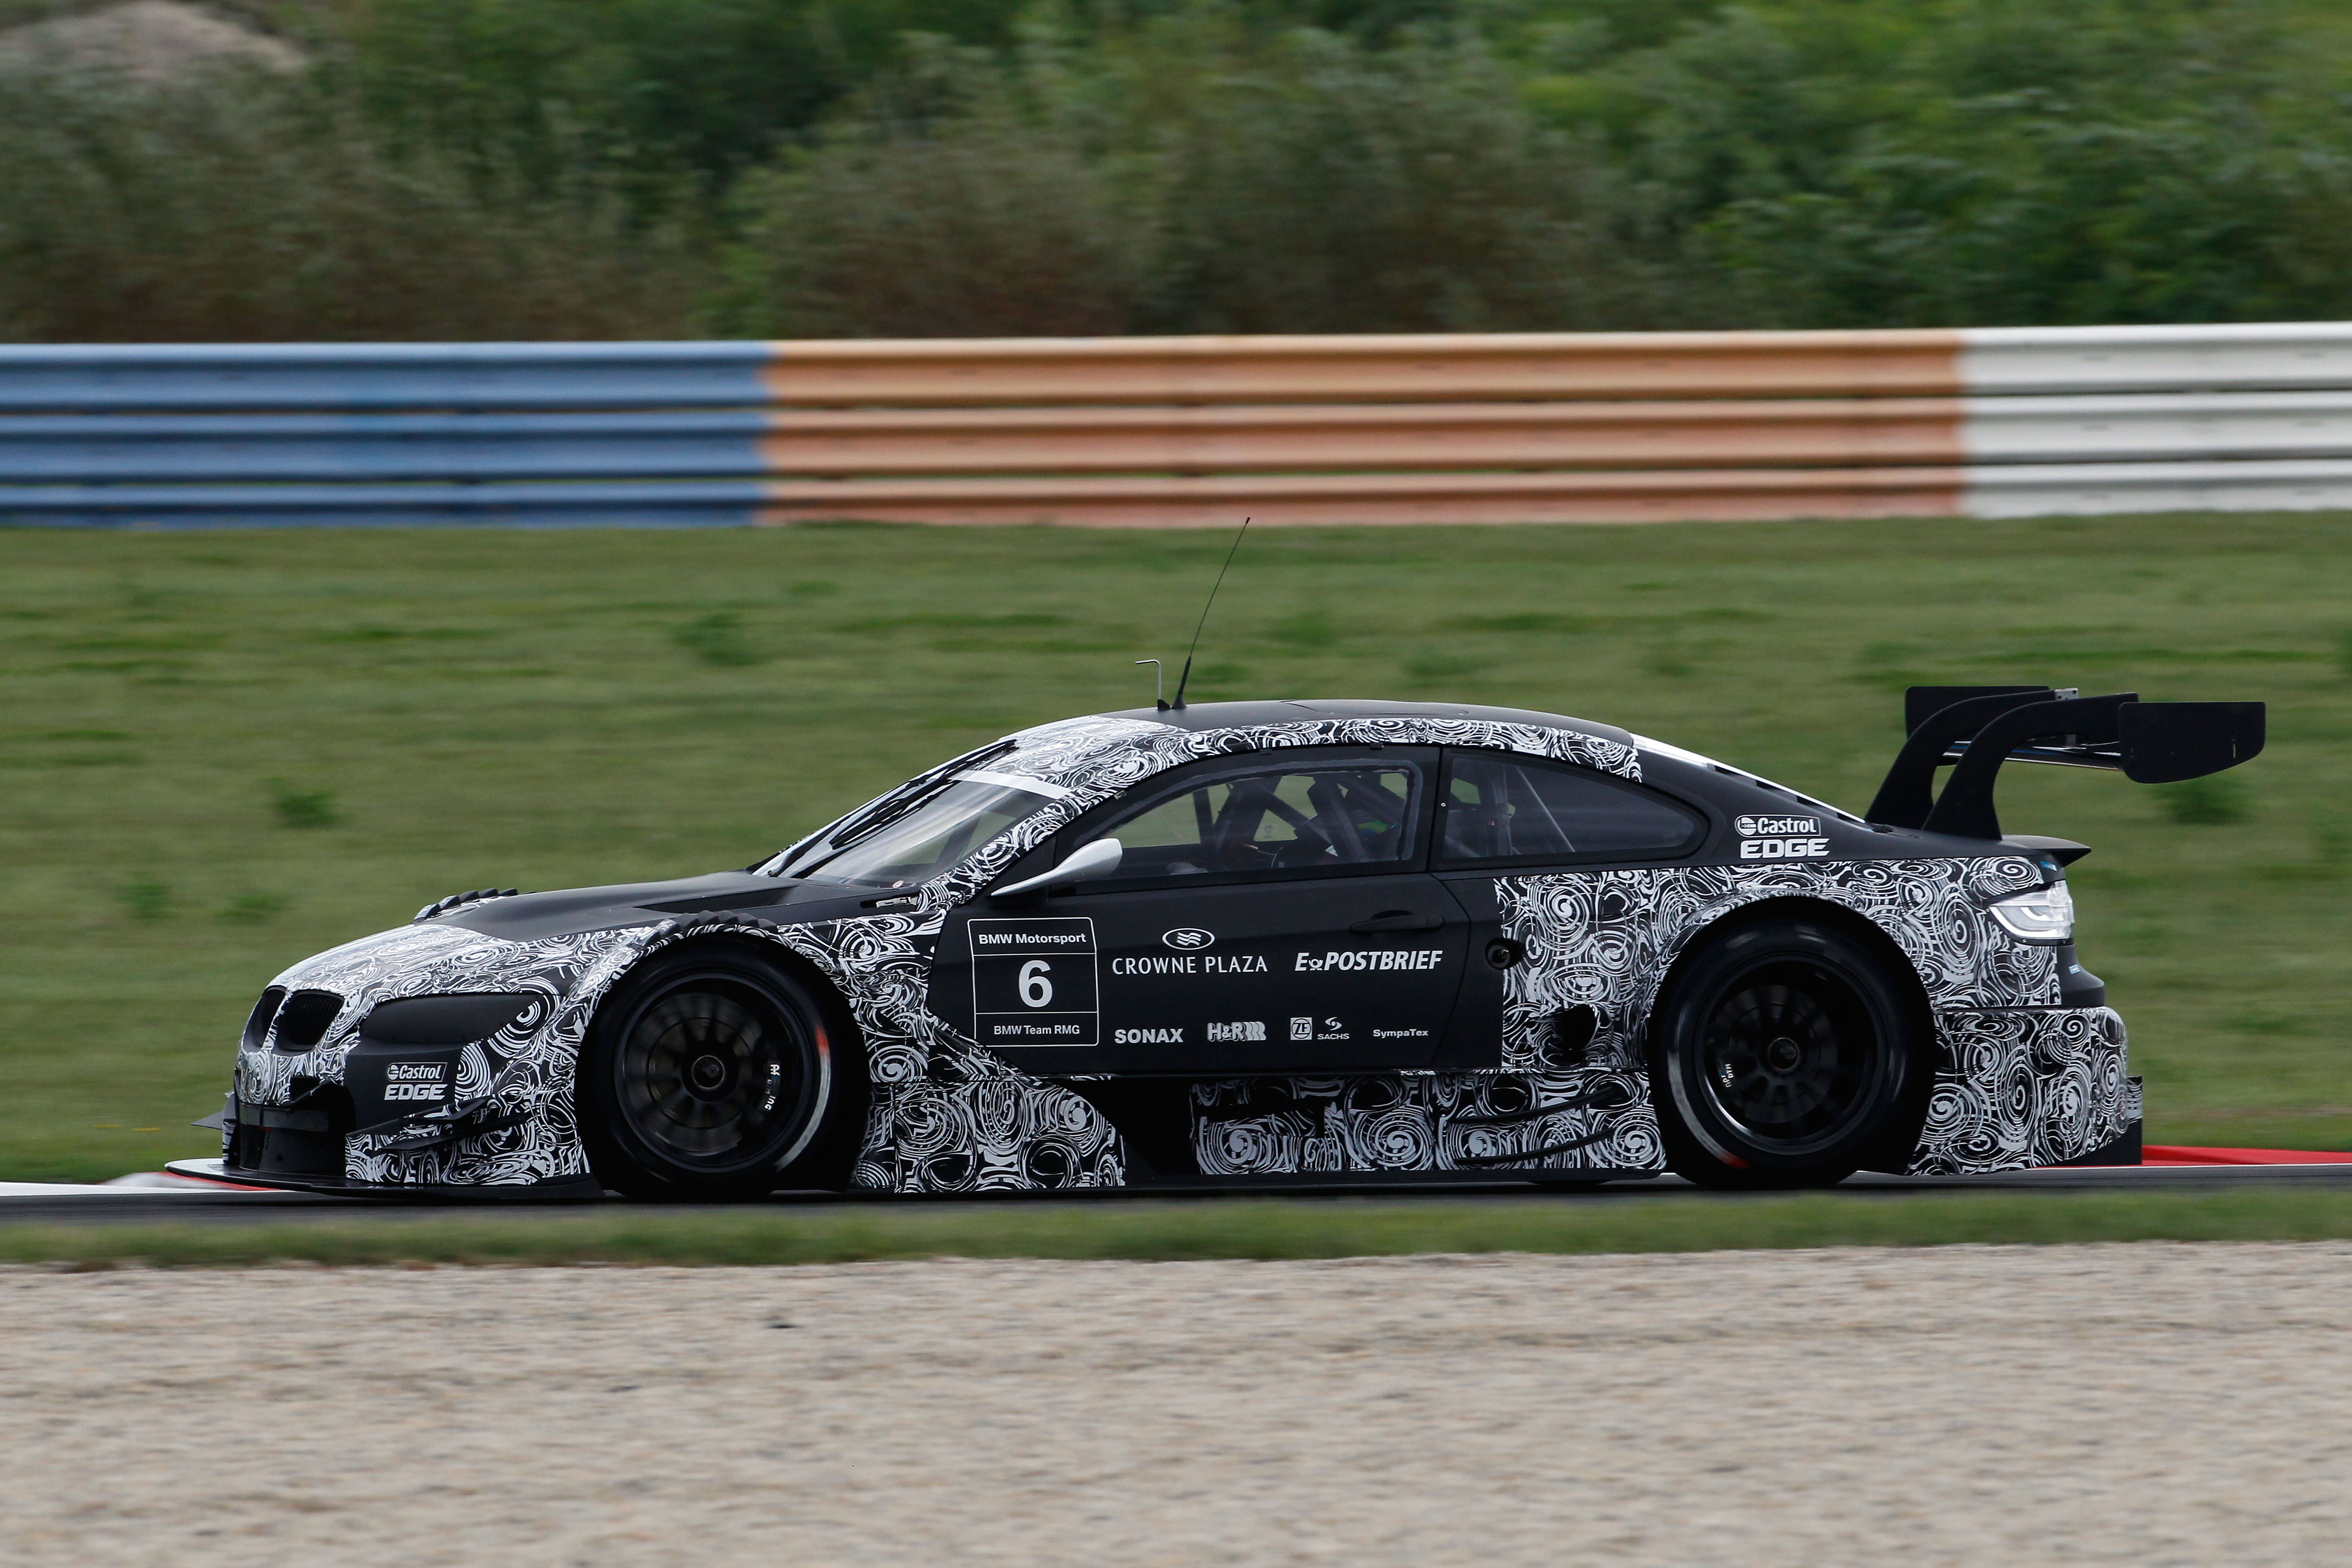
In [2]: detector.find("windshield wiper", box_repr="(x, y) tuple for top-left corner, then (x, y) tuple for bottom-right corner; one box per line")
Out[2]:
(822, 776), (954, 855)
(768, 737), (1022, 878)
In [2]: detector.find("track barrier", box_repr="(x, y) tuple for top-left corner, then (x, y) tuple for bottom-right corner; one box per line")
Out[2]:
(10, 325), (2352, 526)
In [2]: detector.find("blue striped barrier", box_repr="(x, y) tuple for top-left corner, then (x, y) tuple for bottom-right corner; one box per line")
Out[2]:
(0, 481), (770, 528)
(0, 343), (780, 527)
(0, 342), (774, 412)
(0, 413), (770, 482)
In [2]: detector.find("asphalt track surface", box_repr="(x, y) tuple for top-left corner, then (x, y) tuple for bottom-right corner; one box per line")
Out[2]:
(5, 1160), (2352, 1226)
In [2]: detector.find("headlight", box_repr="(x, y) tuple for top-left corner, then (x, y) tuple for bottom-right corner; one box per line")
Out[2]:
(1989, 882), (2074, 944)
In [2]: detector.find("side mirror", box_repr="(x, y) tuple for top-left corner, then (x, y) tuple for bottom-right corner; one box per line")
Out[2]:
(991, 838), (1122, 900)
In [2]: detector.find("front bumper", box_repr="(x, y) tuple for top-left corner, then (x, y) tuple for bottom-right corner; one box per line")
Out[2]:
(229, 921), (661, 1190)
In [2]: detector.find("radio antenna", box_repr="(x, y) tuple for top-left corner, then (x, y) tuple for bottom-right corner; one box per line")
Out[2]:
(1170, 517), (1249, 711)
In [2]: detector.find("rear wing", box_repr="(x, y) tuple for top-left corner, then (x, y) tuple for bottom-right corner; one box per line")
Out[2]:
(1866, 685), (2265, 840)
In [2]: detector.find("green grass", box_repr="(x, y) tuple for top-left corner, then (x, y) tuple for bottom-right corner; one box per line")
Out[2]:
(2, 515), (2349, 1182)
(9, 1189), (2352, 1267)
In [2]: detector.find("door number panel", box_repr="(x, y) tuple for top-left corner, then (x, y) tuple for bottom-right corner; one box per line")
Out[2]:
(969, 917), (1100, 1049)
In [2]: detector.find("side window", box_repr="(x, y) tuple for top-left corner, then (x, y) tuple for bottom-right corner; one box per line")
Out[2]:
(1438, 752), (1699, 866)
(1101, 760), (1422, 881)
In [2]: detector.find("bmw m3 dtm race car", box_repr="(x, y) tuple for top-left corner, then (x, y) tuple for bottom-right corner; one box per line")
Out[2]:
(172, 686), (2263, 1198)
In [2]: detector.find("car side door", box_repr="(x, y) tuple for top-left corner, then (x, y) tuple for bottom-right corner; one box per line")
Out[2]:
(1429, 747), (1710, 1070)
(933, 747), (1469, 1075)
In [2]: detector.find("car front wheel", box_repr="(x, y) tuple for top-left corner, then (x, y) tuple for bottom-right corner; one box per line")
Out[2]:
(581, 941), (866, 1200)
(1651, 916), (1926, 1190)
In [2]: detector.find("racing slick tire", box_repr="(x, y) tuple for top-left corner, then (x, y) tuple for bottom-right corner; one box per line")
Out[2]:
(580, 940), (867, 1200)
(1650, 914), (1928, 1191)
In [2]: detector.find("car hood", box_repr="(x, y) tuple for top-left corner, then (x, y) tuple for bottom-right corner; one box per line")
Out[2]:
(432, 871), (880, 944)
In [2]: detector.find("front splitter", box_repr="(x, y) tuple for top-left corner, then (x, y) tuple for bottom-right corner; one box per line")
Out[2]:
(164, 1158), (605, 1203)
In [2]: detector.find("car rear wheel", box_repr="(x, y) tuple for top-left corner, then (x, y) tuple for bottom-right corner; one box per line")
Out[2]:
(581, 942), (865, 1200)
(1651, 916), (1926, 1190)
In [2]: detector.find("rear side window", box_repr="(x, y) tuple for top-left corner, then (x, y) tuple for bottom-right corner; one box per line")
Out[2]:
(1437, 752), (1700, 866)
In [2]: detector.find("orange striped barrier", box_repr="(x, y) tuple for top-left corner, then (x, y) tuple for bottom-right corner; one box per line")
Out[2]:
(759, 468), (1970, 527)
(756, 400), (1970, 476)
(758, 331), (1969, 406)
(754, 331), (1971, 525)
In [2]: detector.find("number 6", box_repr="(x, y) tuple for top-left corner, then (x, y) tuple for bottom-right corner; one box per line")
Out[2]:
(1018, 959), (1054, 1008)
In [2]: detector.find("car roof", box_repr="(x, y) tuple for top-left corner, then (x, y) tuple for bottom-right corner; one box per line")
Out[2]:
(1093, 698), (1638, 747)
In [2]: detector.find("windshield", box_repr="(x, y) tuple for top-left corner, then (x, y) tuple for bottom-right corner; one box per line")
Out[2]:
(789, 774), (1063, 890)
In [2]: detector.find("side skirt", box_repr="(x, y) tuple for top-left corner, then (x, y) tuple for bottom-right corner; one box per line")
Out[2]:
(1123, 1167), (1662, 1191)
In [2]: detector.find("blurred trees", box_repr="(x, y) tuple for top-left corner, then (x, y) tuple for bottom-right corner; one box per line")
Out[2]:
(0, 66), (703, 340)
(5, 0), (2352, 338)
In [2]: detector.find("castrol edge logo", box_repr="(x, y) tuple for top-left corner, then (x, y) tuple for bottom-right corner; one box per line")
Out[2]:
(1736, 814), (1819, 837)
(1736, 813), (1828, 860)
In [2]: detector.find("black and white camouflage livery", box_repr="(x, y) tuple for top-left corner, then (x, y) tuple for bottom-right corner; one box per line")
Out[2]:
(187, 698), (2148, 1196)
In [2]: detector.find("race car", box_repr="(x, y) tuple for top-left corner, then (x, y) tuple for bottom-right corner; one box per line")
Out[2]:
(171, 687), (2263, 1198)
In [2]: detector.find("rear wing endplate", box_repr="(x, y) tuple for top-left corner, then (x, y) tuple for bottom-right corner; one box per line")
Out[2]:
(1868, 685), (2264, 840)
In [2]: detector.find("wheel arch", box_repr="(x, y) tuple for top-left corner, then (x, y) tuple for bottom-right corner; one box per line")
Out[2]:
(1643, 893), (1938, 1173)
(576, 920), (874, 1193)
(588, 922), (870, 1076)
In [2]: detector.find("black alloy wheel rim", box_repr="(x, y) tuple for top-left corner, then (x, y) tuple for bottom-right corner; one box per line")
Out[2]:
(1696, 961), (1886, 1158)
(614, 975), (818, 1172)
